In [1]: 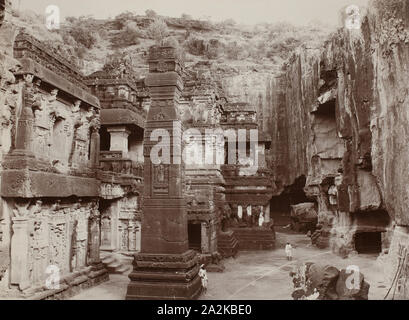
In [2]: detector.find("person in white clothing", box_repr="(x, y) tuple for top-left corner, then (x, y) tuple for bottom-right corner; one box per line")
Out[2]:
(285, 242), (293, 261)
(198, 264), (208, 293)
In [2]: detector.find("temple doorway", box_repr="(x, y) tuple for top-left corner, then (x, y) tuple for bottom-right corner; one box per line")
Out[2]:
(188, 223), (201, 251)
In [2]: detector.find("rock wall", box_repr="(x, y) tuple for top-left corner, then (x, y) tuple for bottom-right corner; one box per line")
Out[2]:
(267, 0), (409, 295)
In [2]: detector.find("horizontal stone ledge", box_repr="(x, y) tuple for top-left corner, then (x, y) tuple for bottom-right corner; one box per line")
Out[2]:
(129, 267), (199, 282)
(135, 250), (198, 263)
(1, 169), (100, 198)
(101, 108), (145, 128)
(15, 58), (100, 109)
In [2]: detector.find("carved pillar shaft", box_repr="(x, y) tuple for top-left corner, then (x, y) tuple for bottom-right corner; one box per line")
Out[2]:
(90, 131), (100, 168)
(201, 222), (210, 254)
(14, 99), (34, 153)
(10, 217), (30, 290)
(141, 48), (187, 254)
(89, 217), (101, 264)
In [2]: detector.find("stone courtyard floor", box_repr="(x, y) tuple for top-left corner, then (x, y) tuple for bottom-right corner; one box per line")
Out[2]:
(70, 231), (390, 300)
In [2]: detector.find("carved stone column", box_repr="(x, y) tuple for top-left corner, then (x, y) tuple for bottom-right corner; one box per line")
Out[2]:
(89, 119), (100, 168)
(107, 126), (130, 156)
(88, 204), (101, 265)
(10, 215), (31, 290)
(13, 75), (36, 156)
(126, 46), (201, 300)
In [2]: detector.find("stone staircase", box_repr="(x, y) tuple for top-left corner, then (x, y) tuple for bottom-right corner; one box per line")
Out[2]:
(218, 230), (239, 258)
(101, 252), (133, 275)
(232, 227), (275, 250)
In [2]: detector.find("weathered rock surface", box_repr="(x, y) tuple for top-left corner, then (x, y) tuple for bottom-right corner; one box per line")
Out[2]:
(265, 0), (409, 291)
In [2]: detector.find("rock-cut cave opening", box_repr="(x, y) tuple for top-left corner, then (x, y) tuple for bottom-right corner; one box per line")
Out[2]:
(354, 232), (382, 254)
(270, 175), (312, 226)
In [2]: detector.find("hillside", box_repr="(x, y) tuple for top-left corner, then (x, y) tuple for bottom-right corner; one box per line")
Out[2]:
(7, 9), (334, 77)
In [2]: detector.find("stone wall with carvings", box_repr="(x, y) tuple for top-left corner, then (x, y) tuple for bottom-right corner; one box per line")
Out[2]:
(0, 25), (107, 298)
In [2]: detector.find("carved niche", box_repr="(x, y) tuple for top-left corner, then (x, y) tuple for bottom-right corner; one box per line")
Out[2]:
(152, 163), (169, 195)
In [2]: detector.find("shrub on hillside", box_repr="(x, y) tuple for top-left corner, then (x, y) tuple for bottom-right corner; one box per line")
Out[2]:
(114, 11), (136, 29)
(146, 18), (169, 45)
(145, 9), (157, 18)
(115, 21), (144, 46)
(68, 24), (100, 49)
(184, 36), (206, 55)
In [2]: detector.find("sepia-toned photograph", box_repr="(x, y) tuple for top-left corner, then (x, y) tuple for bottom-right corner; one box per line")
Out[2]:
(0, 0), (408, 307)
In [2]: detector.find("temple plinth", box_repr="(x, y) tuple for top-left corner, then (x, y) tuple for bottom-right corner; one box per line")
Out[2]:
(126, 46), (202, 300)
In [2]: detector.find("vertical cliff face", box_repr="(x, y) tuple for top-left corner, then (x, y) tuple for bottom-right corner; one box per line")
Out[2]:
(266, 0), (409, 286)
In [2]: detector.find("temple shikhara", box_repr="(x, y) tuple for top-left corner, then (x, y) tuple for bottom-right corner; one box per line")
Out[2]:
(1, 0), (409, 301)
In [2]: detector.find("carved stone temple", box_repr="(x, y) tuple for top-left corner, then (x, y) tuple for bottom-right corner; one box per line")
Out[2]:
(0, 27), (108, 298)
(0, 0), (280, 297)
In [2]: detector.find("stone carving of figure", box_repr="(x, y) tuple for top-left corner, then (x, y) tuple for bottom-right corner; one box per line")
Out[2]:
(328, 185), (338, 206)
(258, 211), (265, 227)
(49, 89), (58, 103)
(252, 207), (260, 227)
(70, 220), (78, 272)
(157, 164), (165, 183)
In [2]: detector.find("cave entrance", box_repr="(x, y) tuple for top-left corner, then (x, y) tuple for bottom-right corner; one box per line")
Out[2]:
(188, 223), (201, 251)
(354, 232), (382, 254)
(270, 176), (310, 226)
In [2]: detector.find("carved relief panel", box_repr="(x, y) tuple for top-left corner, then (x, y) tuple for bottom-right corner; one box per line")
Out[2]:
(152, 164), (169, 195)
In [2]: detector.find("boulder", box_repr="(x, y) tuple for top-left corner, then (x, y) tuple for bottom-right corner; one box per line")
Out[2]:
(290, 203), (318, 232)
(306, 264), (339, 299)
(291, 263), (370, 300)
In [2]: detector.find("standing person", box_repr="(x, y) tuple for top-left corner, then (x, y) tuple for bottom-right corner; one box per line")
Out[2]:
(199, 264), (208, 294)
(285, 242), (293, 261)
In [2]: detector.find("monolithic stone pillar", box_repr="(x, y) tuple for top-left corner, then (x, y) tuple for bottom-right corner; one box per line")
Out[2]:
(10, 217), (30, 290)
(201, 222), (210, 254)
(88, 204), (101, 265)
(107, 126), (130, 156)
(89, 131), (100, 168)
(13, 77), (36, 155)
(126, 46), (201, 300)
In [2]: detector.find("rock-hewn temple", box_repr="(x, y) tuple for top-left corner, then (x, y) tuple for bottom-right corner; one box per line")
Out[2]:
(1, 0), (409, 300)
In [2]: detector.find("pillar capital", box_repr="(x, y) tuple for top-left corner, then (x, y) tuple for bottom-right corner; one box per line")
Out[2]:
(106, 126), (131, 135)
(106, 126), (130, 154)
